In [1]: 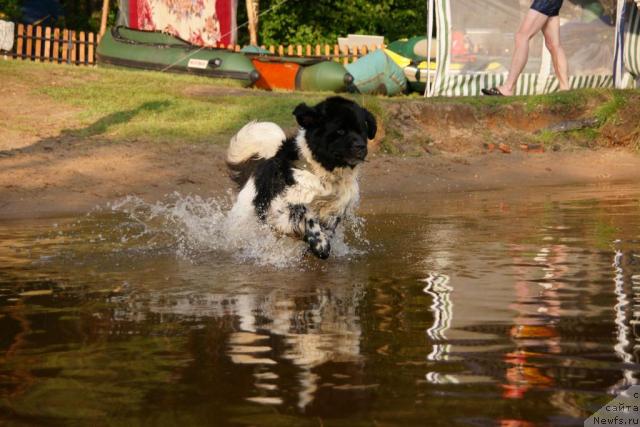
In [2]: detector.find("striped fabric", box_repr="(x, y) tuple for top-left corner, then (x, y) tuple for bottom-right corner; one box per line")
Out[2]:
(439, 73), (506, 97)
(431, 0), (451, 97)
(428, 0), (618, 97)
(624, 2), (640, 80)
(568, 75), (615, 89)
(542, 75), (614, 92)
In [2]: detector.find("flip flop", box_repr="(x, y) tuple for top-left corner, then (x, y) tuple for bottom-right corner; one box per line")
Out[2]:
(481, 87), (504, 96)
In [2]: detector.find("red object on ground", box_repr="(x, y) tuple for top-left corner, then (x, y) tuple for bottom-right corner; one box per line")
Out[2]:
(251, 59), (301, 91)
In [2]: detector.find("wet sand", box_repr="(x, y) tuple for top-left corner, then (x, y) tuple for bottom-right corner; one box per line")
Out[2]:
(1, 135), (639, 220)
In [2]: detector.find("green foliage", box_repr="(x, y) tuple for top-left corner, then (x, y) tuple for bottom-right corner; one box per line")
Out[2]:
(0, 0), (116, 32)
(59, 0), (117, 32)
(237, 0), (429, 46)
(0, 0), (22, 21)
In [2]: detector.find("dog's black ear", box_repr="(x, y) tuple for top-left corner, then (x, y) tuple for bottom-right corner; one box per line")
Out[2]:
(363, 109), (377, 140)
(293, 103), (319, 129)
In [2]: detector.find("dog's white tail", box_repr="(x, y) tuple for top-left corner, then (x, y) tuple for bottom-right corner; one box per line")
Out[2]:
(227, 121), (286, 164)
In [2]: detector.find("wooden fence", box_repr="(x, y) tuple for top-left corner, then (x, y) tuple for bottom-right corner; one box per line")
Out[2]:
(215, 42), (385, 64)
(12, 23), (97, 65)
(6, 22), (382, 67)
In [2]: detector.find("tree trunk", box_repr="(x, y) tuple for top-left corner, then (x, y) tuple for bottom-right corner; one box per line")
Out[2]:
(99, 0), (110, 41)
(246, 0), (259, 46)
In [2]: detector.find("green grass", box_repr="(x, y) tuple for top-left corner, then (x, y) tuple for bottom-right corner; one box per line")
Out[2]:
(535, 129), (557, 147)
(594, 90), (628, 125)
(523, 89), (590, 114)
(2, 60), (639, 150)
(0, 60), (329, 144)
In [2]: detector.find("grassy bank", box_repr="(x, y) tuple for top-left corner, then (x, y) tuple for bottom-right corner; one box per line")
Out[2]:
(1, 59), (638, 151)
(0, 60), (327, 145)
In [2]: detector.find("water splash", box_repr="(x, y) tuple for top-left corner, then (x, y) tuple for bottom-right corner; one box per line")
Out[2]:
(104, 193), (367, 267)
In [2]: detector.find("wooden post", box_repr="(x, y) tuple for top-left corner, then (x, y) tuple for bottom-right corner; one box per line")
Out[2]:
(287, 45), (293, 56)
(88, 32), (95, 64)
(99, 0), (110, 41)
(52, 28), (60, 62)
(315, 45), (320, 56)
(340, 45), (348, 65)
(278, 45), (284, 56)
(79, 32), (86, 64)
(16, 24), (24, 59)
(269, 45), (275, 53)
(70, 31), (77, 64)
(26, 25), (33, 60)
(35, 26), (42, 61)
(44, 27), (51, 61)
(245, 0), (258, 46)
(352, 46), (359, 63)
(61, 29), (68, 63)
(296, 44), (302, 56)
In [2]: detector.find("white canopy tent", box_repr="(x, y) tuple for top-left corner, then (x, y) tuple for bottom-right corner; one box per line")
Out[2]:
(424, 0), (640, 97)
(615, 0), (640, 87)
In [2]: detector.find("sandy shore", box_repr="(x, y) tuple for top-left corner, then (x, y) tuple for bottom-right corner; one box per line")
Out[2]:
(1, 134), (639, 220)
(1, 63), (639, 220)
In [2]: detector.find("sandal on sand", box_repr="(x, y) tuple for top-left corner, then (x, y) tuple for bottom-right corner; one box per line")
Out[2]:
(481, 87), (504, 96)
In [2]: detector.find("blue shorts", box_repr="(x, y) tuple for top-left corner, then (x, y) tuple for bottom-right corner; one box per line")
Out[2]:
(530, 0), (563, 17)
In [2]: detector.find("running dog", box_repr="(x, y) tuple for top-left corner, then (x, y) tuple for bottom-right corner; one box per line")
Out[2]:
(226, 96), (376, 259)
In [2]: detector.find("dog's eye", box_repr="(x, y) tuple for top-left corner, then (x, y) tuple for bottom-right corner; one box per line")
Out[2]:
(336, 129), (346, 136)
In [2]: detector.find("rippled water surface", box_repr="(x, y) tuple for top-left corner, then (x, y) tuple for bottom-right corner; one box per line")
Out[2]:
(1, 185), (640, 426)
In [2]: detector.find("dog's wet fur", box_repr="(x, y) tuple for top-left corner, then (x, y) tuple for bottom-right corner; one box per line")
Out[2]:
(226, 96), (376, 259)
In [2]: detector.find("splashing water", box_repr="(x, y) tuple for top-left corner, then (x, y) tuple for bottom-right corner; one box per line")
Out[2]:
(102, 193), (368, 267)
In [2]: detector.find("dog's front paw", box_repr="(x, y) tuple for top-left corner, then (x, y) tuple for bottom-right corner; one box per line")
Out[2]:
(304, 218), (331, 259)
(307, 235), (331, 259)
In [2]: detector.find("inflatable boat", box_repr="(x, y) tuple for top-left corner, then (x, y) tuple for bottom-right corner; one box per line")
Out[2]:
(346, 49), (407, 96)
(96, 27), (259, 84)
(247, 53), (354, 92)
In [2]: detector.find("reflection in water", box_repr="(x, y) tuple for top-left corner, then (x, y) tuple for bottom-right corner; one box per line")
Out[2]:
(423, 273), (453, 361)
(198, 288), (363, 409)
(1, 186), (640, 425)
(502, 243), (563, 401)
(111, 281), (365, 410)
(422, 272), (454, 385)
(612, 249), (637, 393)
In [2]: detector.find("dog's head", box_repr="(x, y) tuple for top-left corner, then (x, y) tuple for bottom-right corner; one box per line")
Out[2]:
(293, 96), (377, 170)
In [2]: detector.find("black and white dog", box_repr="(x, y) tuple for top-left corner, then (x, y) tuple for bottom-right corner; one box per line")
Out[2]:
(226, 96), (377, 259)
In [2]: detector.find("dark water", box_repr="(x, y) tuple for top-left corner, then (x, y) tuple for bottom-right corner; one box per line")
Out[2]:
(1, 185), (640, 426)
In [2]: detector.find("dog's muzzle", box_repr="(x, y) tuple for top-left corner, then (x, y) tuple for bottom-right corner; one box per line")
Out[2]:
(354, 139), (368, 158)
(348, 140), (368, 165)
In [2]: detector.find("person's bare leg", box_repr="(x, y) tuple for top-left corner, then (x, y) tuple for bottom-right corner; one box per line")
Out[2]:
(542, 16), (570, 91)
(497, 9), (549, 95)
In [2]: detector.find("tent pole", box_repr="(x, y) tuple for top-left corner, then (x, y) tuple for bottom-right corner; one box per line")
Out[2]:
(99, 0), (110, 41)
(425, 0), (434, 97)
(613, 0), (626, 88)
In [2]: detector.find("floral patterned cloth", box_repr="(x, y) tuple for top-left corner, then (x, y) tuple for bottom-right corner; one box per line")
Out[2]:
(128, 0), (236, 46)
